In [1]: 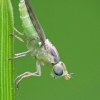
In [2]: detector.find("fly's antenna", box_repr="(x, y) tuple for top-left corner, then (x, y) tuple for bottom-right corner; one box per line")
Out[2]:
(70, 73), (74, 79)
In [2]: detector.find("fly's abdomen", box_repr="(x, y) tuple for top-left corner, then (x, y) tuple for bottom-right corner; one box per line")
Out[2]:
(19, 0), (38, 38)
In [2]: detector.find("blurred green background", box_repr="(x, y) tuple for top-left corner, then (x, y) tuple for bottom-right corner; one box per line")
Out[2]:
(11, 0), (100, 100)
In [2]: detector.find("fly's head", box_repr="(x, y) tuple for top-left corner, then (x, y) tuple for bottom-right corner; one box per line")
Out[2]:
(51, 61), (71, 80)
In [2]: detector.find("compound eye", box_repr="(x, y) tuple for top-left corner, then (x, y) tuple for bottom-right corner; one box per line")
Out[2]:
(53, 65), (63, 76)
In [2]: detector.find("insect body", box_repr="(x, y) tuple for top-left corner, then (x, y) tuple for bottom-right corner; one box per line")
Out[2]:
(10, 0), (71, 88)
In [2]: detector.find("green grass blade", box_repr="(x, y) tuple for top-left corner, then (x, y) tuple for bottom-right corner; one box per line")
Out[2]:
(0, 0), (15, 100)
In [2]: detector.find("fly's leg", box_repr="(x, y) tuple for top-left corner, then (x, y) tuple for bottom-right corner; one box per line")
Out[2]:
(14, 27), (24, 35)
(14, 50), (31, 56)
(8, 50), (31, 60)
(14, 61), (41, 88)
(10, 27), (24, 42)
(10, 34), (24, 42)
(8, 54), (25, 60)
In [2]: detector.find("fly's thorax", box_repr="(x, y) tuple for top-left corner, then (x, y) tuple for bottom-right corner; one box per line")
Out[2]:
(33, 46), (56, 66)
(45, 39), (60, 62)
(33, 39), (60, 66)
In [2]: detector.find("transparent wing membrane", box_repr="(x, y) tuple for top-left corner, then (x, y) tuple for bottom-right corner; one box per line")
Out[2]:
(25, 0), (46, 44)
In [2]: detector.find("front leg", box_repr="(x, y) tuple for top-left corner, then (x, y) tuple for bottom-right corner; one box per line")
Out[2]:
(14, 61), (41, 88)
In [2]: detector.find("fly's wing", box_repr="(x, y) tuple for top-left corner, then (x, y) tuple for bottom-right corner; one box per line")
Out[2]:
(25, 0), (46, 45)
(25, 0), (60, 63)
